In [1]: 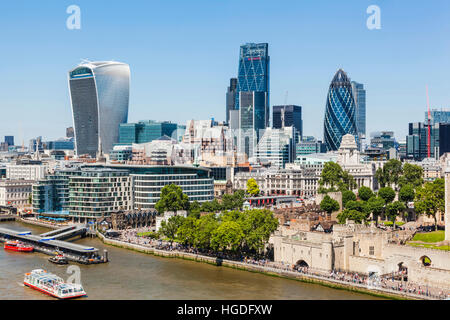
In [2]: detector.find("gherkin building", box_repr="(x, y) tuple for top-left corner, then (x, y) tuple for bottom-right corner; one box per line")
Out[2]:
(323, 69), (358, 151)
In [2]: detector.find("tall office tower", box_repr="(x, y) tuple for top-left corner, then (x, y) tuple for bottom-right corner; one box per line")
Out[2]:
(4, 136), (14, 146)
(351, 81), (366, 138)
(236, 43), (270, 128)
(66, 127), (74, 138)
(324, 69), (358, 151)
(425, 108), (450, 125)
(238, 91), (268, 158)
(226, 78), (237, 124)
(68, 61), (130, 157)
(272, 105), (303, 140)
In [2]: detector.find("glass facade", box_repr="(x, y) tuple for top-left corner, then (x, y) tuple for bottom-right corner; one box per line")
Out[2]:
(226, 78), (237, 124)
(238, 91), (268, 158)
(118, 120), (177, 145)
(324, 69), (358, 151)
(236, 43), (269, 127)
(351, 81), (366, 137)
(406, 122), (440, 160)
(69, 61), (130, 157)
(272, 105), (303, 139)
(426, 109), (450, 125)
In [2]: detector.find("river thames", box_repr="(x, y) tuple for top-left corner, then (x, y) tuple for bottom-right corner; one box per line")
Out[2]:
(0, 221), (380, 300)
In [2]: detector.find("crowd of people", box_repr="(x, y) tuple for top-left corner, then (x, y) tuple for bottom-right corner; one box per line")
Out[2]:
(108, 228), (449, 300)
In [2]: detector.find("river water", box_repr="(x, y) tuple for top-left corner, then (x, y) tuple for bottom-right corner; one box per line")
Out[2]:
(0, 221), (380, 300)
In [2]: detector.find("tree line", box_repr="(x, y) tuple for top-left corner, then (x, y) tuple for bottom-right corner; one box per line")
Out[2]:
(158, 208), (279, 256)
(319, 159), (445, 230)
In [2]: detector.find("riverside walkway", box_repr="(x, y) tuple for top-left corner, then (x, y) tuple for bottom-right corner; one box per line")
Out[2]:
(101, 229), (449, 300)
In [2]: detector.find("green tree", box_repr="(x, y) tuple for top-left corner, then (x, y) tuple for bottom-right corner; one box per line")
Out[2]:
(399, 163), (423, 189)
(194, 213), (219, 249)
(337, 209), (366, 224)
(246, 178), (260, 197)
(346, 200), (370, 220)
(319, 162), (356, 193)
(415, 178), (445, 231)
(399, 184), (415, 220)
(385, 201), (406, 229)
(159, 215), (186, 245)
(358, 186), (374, 202)
(177, 216), (198, 246)
(155, 184), (190, 213)
(320, 195), (340, 216)
(211, 221), (244, 252)
(375, 159), (403, 190)
(342, 190), (356, 208)
(239, 209), (279, 253)
(378, 187), (396, 204)
(367, 196), (385, 225)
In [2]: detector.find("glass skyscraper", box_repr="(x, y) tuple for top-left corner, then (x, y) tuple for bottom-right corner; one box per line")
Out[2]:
(351, 81), (366, 137)
(68, 61), (130, 157)
(236, 43), (269, 127)
(324, 69), (358, 151)
(238, 91), (267, 158)
(272, 105), (303, 139)
(226, 78), (237, 125)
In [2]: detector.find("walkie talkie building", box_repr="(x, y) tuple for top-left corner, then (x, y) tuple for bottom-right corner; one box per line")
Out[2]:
(68, 61), (130, 157)
(323, 69), (358, 151)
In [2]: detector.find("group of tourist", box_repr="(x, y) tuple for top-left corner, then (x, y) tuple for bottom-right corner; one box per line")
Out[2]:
(109, 228), (449, 300)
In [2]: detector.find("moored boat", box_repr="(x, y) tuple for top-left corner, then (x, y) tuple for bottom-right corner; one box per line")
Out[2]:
(24, 269), (86, 299)
(49, 254), (68, 265)
(4, 240), (33, 252)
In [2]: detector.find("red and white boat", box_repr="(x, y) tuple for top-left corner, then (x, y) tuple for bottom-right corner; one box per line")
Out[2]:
(24, 269), (87, 299)
(4, 240), (34, 252)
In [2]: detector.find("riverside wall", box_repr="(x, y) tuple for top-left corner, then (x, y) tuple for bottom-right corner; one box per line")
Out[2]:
(96, 231), (426, 300)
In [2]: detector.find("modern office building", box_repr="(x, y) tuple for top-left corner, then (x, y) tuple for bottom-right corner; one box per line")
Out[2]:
(238, 91), (268, 158)
(66, 127), (74, 138)
(351, 81), (366, 138)
(44, 138), (75, 151)
(226, 78), (237, 124)
(255, 127), (296, 168)
(272, 105), (303, 139)
(118, 120), (177, 145)
(4, 136), (14, 146)
(32, 170), (78, 213)
(236, 43), (270, 127)
(295, 138), (327, 157)
(29, 137), (44, 153)
(439, 123), (450, 157)
(324, 69), (358, 151)
(92, 164), (214, 210)
(425, 109), (450, 125)
(406, 122), (440, 160)
(68, 168), (132, 222)
(68, 61), (130, 157)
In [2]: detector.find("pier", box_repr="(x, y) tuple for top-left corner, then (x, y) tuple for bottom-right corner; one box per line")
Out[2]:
(0, 225), (108, 265)
(0, 215), (16, 222)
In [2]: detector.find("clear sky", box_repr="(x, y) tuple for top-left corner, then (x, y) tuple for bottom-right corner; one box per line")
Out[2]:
(1, 0), (449, 144)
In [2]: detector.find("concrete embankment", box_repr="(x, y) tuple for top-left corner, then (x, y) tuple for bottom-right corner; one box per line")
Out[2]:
(96, 231), (425, 300)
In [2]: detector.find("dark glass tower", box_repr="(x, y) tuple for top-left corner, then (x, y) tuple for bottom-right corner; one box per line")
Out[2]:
(236, 43), (269, 127)
(272, 105), (303, 138)
(323, 69), (358, 151)
(226, 78), (237, 124)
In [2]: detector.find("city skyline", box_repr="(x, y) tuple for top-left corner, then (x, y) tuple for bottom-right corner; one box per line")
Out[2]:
(1, 0), (450, 143)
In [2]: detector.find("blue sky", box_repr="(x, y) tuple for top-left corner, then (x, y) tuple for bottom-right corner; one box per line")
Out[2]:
(1, 0), (450, 144)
